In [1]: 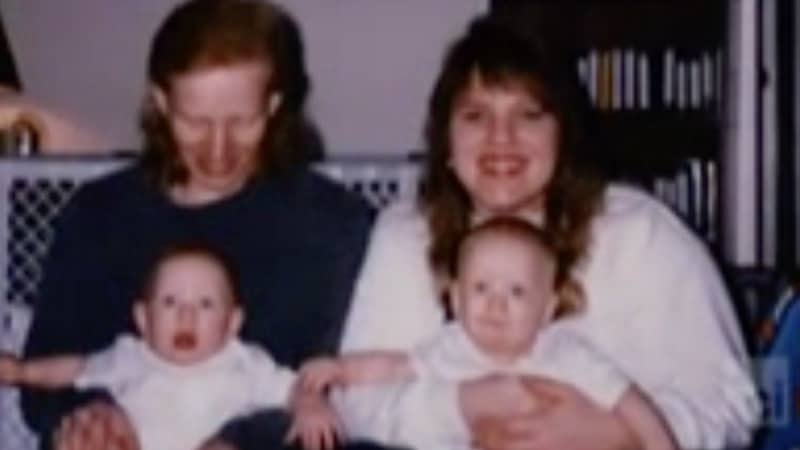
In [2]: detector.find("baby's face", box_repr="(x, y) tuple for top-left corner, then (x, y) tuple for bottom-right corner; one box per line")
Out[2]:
(134, 255), (242, 365)
(451, 234), (555, 364)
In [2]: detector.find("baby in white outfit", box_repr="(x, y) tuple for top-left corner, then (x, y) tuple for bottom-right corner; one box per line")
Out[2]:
(297, 217), (679, 450)
(0, 243), (327, 450)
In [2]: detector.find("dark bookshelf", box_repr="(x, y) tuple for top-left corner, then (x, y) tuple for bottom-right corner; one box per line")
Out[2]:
(490, 0), (728, 244)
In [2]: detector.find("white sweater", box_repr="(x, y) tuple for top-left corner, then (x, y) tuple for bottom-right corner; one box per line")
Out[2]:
(336, 184), (760, 449)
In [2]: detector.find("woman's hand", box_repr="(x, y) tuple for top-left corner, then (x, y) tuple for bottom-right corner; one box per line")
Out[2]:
(286, 391), (343, 450)
(458, 373), (545, 427)
(53, 400), (139, 450)
(474, 376), (637, 450)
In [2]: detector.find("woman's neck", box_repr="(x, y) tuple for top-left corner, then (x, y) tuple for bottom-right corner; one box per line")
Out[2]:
(472, 207), (545, 227)
(168, 182), (245, 207)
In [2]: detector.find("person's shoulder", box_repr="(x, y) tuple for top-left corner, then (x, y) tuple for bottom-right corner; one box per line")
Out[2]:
(230, 338), (285, 373)
(85, 333), (144, 372)
(372, 198), (427, 239)
(55, 164), (149, 229)
(594, 183), (702, 251)
(68, 163), (148, 209)
(279, 167), (374, 222)
(599, 184), (674, 223)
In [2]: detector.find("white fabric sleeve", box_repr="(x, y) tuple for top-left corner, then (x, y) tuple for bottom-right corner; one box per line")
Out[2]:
(334, 204), (469, 448)
(588, 196), (761, 449)
(333, 380), (470, 449)
(407, 331), (445, 382)
(242, 344), (297, 408)
(74, 334), (139, 390)
(534, 328), (630, 410)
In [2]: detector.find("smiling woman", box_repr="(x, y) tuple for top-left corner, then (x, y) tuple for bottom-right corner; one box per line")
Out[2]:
(336, 13), (759, 450)
(448, 73), (559, 217)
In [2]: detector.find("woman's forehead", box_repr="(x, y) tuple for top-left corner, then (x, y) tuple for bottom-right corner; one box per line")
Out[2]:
(459, 69), (546, 101)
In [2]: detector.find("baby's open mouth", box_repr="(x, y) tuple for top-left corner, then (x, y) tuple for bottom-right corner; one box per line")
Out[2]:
(173, 332), (197, 350)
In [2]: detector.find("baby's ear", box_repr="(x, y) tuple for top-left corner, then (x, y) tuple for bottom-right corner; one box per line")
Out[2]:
(228, 306), (244, 337)
(544, 293), (559, 322)
(133, 301), (149, 335)
(447, 282), (462, 319)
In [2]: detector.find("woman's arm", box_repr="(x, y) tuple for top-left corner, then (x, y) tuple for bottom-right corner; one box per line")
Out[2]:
(624, 222), (758, 447)
(583, 194), (761, 449)
(614, 387), (678, 450)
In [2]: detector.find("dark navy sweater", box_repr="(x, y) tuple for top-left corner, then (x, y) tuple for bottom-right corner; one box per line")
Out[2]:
(21, 164), (373, 447)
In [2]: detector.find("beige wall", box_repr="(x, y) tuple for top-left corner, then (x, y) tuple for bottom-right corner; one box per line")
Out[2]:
(1, 0), (486, 155)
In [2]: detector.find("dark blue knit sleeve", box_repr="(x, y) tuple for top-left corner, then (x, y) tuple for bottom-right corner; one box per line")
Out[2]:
(314, 196), (374, 356)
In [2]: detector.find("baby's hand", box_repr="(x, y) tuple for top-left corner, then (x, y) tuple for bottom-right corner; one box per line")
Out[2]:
(298, 358), (345, 393)
(0, 353), (22, 384)
(285, 395), (343, 450)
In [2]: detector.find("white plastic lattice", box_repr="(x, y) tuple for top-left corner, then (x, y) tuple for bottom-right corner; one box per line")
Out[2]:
(8, 179), (82, 306)
(0, 156), (420, 450)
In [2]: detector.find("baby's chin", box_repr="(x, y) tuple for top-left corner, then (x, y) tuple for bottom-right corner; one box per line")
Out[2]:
(474, 337), (535, 365)
(159, 349), (210, 366)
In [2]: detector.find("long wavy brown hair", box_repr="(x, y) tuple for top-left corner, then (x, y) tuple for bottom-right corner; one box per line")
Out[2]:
(139, 0), (314, 188)
(420, 15), (608, 294)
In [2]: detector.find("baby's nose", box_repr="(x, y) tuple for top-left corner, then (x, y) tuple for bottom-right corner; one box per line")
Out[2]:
(487, 293), (510, 313)
(177, 305), (197, 324)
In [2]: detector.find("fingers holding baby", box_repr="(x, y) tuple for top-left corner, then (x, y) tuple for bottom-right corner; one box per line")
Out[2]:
(286, 357), (348, 450)
(297, 357), (347, 394)
(287, 351), (413, 450)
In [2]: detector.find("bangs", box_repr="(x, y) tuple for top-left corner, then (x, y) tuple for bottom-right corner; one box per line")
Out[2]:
(441, 19), (560, 113)
(190, 32), (267, 68)
(469, 65), (555, 112)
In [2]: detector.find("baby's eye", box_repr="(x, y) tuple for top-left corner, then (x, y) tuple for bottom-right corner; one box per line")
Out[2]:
(161, 295), (176, 307)
(510, 285), (526, 298)
(199, 297), (216, 309)
(474, 281), (488, 294)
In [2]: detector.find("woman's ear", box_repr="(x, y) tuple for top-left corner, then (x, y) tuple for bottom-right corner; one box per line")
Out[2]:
(227, 306), (244, 338)
(150, 85), (169, 116)
(266, 92), (283, 117)
(133, 301), (149, 335)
